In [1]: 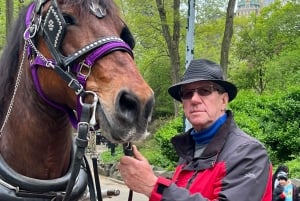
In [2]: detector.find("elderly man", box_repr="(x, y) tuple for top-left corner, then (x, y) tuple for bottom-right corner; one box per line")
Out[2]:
(118, 58), (272, 201)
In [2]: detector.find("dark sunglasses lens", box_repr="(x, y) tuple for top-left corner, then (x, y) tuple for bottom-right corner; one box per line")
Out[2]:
(181, 91), (194, 99)
(198, 87), (213, 96)
(181, 86), (214, 99)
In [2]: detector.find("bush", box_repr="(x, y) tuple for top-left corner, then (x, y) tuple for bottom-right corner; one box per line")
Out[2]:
(285, 156), (300, 179)
(230, 87), (300, 164)
(152, 116), (183, 169)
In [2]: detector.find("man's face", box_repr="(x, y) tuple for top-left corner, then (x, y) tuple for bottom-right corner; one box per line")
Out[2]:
(181, 81), (229, 131)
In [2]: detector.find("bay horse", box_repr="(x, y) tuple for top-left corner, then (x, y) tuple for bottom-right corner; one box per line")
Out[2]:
(0, 0), (154, 200)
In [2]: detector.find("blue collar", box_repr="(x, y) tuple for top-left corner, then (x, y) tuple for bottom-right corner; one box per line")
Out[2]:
(190, 113), (227, 145)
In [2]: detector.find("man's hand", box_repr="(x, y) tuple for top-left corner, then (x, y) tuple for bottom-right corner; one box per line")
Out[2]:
(118, 145), (158, 197)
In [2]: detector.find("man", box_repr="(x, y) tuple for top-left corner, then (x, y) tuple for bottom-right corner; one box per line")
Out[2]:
(118, 59), (272, 200)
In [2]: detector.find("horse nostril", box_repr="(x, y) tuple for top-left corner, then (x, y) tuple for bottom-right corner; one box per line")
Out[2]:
(118, 91), (139, 122)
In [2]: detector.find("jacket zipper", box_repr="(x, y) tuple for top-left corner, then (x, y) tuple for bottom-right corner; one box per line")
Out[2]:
(186, 170), (200, 189)
(185, 160), (216, 189)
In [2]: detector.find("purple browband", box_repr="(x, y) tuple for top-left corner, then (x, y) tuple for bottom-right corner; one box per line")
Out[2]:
(25, 2), (133, 129)
(74, 41), (132, 86)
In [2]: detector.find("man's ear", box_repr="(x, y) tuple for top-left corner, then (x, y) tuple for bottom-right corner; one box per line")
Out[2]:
(221, 93), (229, 108)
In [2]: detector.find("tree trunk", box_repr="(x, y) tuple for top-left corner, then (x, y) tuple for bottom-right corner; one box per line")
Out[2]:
(5, 0), (14, 39)
(155, 0), (181, 116)
(220, 0), (236, 78)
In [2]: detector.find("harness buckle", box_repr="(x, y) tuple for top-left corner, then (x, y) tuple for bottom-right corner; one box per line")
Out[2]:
(68, 79), (84, 95)
(78, 61), (92, 81)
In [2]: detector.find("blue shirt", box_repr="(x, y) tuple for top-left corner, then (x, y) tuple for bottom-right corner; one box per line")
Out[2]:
(284, 183), (293, 201)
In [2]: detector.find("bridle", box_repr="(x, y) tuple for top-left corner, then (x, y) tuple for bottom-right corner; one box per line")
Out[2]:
(0, 0), (135, 200)
(25, 0), (134, 129)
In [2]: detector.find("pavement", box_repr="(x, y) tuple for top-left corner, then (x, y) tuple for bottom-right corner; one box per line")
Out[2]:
(98, 175), (148, 201)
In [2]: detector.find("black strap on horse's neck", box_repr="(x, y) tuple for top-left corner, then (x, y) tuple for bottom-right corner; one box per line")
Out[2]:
(63, 103), (97, 201)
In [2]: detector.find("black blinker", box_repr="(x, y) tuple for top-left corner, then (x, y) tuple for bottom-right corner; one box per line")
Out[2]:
(121, 26), (135, 49)
(42, 0), (67, 64)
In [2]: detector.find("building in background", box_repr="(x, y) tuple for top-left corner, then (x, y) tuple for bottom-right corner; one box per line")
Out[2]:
(236, 0), (288, 16)
(236, 0), (260, 16)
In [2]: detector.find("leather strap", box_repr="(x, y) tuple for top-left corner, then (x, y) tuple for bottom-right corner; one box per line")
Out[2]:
(63, 103), (92, 201)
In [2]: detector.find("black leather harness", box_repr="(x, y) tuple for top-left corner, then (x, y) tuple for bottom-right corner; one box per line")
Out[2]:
(0, 145), (88, 201)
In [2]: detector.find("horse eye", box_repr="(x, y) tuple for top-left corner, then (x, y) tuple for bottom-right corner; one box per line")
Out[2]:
(63, 14), (76, 25)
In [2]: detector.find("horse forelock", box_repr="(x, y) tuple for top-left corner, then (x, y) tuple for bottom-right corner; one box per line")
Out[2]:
(0, 6), (27, 123)
(60, 0), (120, 20)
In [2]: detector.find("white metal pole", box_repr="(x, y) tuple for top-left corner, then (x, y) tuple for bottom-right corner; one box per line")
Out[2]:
(184, 0), (195, 132)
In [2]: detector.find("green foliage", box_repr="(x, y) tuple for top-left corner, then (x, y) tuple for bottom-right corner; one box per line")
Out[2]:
(285, 156), (300, 178)
(195, 0), (227, 23)
(262, 88), (300, 163)
(0, 1), (31, 49)
(138, 137), (175, 171)
(264, 46), (300, 91)
(99, 145), (123, 163)
(230, 87), (300, 164)
(153, 116), (183, 169)
(194, 18), (225, 61)
(232, 1), (300, 93)
(272, 156), (300, 179)
(229, 90), (266, 141)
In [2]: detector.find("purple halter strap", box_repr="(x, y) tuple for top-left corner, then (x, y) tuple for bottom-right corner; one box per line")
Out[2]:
(25, 3), (133, 128)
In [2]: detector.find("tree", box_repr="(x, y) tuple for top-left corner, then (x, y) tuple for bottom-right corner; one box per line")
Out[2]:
(5, 0), (13, 38)
(232, 1), (300, 93)
(116, 0), (178, 118)
(220, 0), (236, 78)
(195, 0), (227, 23)
(155, 0), (181, 116)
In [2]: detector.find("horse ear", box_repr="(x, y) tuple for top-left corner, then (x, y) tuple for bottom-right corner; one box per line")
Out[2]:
(34, 0), (48, 14)
(121, 25), (135, 49)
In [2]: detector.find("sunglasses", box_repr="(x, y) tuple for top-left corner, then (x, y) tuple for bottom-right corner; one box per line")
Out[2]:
(180, 85), (224, 100)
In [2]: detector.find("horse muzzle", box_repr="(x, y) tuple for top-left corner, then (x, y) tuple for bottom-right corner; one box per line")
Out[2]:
(97, 89), (154, 143)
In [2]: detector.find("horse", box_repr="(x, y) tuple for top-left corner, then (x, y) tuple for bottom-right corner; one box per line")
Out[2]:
(0, 0), (154, 200)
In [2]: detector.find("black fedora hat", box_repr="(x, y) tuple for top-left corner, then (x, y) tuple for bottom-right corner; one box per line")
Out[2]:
(168, 59), (237, 102)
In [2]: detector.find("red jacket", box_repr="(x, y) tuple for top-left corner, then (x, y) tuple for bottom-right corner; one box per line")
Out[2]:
(150, 111), (272, 201)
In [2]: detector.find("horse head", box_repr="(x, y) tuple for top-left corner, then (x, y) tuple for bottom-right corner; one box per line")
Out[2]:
(26, 0), (154, 143)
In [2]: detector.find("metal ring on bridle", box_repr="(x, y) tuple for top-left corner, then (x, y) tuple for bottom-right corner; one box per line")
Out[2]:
(79, 91), (98, 107)
(23, 17), (42, 40)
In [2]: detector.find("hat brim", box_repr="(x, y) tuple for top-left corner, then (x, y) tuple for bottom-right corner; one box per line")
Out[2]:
(168, 79), (237, 102)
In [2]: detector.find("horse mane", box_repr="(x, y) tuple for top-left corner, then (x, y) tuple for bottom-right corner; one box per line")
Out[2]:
(0, 6), (27, 124)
